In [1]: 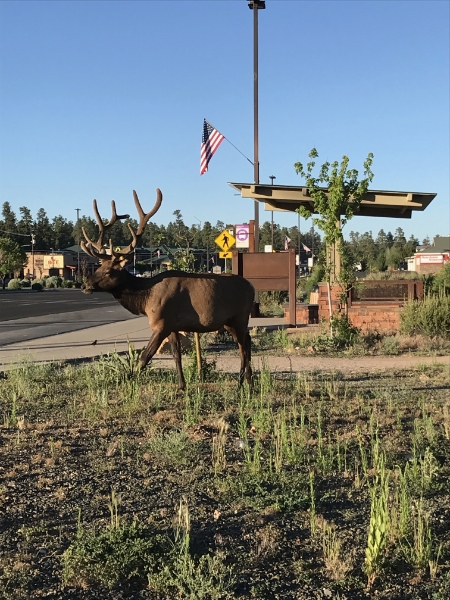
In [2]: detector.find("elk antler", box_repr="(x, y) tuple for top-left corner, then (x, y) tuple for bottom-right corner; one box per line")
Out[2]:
(81, 200), (130, 260)
(81, 189), (163, 261)
(110, 188), (163, 258)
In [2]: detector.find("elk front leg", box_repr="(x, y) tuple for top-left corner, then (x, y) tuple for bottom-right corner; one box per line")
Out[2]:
(168, 332), (186, 392)
(140, 330), (169, 370)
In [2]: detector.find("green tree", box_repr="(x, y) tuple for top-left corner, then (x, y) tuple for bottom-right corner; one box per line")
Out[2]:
(52, 216), (74, 249)
(34, 208), (53, 250)
(17, 207), (34, 239)
(0, 237), (27, 288)
(294, 148), (374, 316)
(0, 202), (18, 242)
(73, 216), (97, 250)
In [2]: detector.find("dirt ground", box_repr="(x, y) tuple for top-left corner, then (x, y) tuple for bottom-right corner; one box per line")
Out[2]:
(191, 353), (450, 377)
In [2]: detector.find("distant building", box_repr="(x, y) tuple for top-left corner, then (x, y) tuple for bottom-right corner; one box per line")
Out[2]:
(407, 235), (450, 274)
(24, 246), (98, 279)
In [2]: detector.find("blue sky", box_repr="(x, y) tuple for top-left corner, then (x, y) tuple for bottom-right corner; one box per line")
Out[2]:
(0, 0), (448, 242)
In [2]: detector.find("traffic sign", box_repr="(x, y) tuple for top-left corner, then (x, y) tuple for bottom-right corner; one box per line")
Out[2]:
(219, 251), (233, 259)
(215, 229), (236, 252)
(235, 224), (250, 248)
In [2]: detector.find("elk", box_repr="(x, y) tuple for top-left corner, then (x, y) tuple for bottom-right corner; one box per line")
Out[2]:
(81, 189), (254, 391)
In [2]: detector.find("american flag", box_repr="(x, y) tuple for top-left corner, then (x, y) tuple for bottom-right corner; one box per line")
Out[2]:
(284, 235), (291, 251)
(200, 120), (225, 175)
(302, 243), (311, 252)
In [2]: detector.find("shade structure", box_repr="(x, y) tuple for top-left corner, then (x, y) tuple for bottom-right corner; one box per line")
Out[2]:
(228, 183), (436, 219)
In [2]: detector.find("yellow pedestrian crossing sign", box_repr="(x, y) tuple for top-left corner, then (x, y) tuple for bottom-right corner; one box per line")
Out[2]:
(219, 251), (233, 259)
(215, 229), (236, 252)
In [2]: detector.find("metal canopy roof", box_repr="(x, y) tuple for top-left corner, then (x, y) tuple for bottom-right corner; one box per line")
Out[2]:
(228, 183), (437, 219)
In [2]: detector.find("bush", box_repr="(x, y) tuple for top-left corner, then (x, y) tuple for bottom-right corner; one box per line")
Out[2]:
(7, 278), (21, 290)
(61, 279), (73, 288)
(259, 291), (287, 317)
(400, 293), (450, 337)
(20, 279), (31, 288)
(432, 262), (450, 294)
(364, 271), (420, 281)
(31, 282), (43, 291)
(34, 278), (45, 287)
(45, 276), (60, 288)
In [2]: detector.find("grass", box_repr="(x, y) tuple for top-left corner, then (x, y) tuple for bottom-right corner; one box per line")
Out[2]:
(0, 355), (450, 599)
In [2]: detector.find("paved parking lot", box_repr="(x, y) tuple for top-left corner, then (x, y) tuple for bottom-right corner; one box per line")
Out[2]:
(0, 289), (136, 346)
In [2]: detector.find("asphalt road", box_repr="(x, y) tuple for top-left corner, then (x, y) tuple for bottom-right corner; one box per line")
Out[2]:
(0, 289), (136, 346)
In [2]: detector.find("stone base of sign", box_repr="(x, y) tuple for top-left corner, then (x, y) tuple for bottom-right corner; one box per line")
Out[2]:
(283, 303), (319, 325)
(314, 280), (423, 333)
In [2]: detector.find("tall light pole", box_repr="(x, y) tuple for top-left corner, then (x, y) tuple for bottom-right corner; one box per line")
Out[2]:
(249, 0), (265, 315)
(75, 208), (80, 280)
(269, 175), (276, 247)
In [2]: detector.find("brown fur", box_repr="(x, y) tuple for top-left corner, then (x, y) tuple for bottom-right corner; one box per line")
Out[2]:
(81, 189), (254, 391)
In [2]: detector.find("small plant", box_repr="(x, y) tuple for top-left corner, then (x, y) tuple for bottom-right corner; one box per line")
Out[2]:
(319, 520), (352, 581)
(212, 418), (228, 475)
(31, 281), (43, 290)
(400, 497), (438, 572)
(102, 342), (144, 381)
(364, 452), (389, 587)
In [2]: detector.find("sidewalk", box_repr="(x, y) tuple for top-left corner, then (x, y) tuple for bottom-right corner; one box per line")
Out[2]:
(1, 314), (448, 375)
(0, 315), (288, 370)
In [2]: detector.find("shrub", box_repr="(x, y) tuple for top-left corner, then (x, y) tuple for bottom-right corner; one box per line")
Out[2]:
(31, 282), (43, 291)
(7, 278), (21, 290)
(45, 276), (60, 288)
(364, 271), (420, 281)
(400, 293), (450, 337)
(259, 291), (287, 317)
(432, 262), (450, 294)
(61, 279), (73, 288)
(379, 335), (400, 355)
(20, 278), (31, 288)
(34, 278), (45, 287)
(62, 520), (169, 590)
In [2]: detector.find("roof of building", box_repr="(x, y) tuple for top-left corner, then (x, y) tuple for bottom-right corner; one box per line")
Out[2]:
(416, 235), (450, 254)
(228, 183), (437, 219)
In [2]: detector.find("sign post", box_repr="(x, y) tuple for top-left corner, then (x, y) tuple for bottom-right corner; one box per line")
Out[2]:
(215, 230), (236, 272)
(235, 224), (250, 249)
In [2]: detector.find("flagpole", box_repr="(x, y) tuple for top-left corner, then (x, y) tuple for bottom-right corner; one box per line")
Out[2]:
(249, 0), (265, 315)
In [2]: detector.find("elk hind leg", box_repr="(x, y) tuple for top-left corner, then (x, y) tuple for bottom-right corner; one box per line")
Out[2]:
(224, 325), (252, 388)
(168, 332), (186, 392)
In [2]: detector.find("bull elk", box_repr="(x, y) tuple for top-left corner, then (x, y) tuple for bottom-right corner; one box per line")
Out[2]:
(80, 189), (254, 391)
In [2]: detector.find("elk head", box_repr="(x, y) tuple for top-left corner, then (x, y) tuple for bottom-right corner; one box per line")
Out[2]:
(81, 189), (162, 293)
